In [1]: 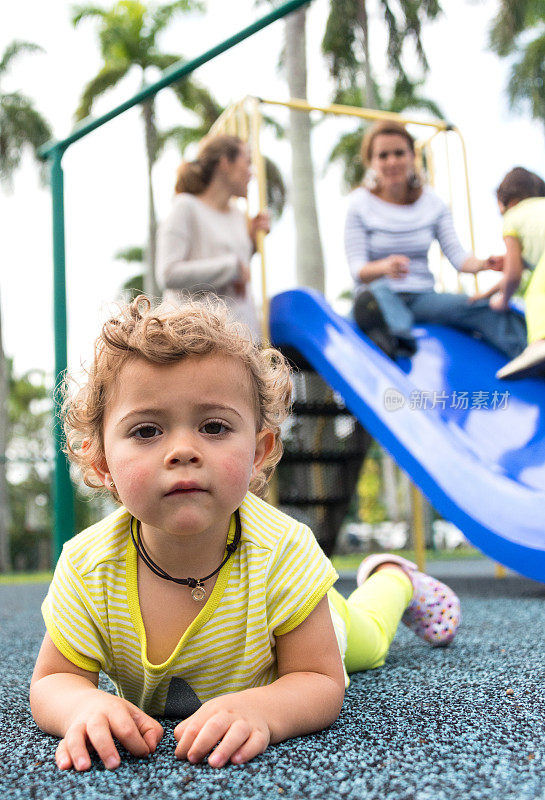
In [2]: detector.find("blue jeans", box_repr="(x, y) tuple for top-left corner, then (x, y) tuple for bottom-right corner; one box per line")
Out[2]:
(367, 278), (527, 359)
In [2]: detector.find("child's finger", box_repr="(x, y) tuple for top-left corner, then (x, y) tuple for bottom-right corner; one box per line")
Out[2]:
(173, 719), (186, 742)
(178, 712), (232, 763)
(229, 729), (270, 765)
(130, 707), (163, 752)
(108, 711), (151, 759)
(207, 719), (252, 768)
(62, 724), (92, 771)
(86, 716), (122, 770)
(174, 718), (205, 760)
(55, 739), (73, 771)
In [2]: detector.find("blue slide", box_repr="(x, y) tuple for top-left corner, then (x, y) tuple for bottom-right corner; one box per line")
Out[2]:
(270, 289), (545, 584)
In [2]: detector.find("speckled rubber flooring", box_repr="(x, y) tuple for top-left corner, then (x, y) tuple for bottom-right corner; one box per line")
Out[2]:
(1, 565), (545, 800)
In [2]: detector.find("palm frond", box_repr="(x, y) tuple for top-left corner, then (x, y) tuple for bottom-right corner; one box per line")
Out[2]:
(0, 93), (52, 186)
(156, 124), (202, 158)
(327, 127), (366, 190)
(74, 62), (130, 120)
(146, 52), (180, 72)
(150, 0), (204, 36)
(115, 245), (144, 262)
(264, 155), (286, 219)
(171, 78), (224, 128)
(488, 0), (535, 56)
(261, 113), (285, 139)
(389, 76), (443, 118)
(507, 32), (545, 120)
(0, 41), (43, 76)
(71, 4), (108, 27)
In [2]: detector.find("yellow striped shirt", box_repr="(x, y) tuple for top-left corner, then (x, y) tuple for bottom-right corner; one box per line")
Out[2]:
(42, 492), (340, 715)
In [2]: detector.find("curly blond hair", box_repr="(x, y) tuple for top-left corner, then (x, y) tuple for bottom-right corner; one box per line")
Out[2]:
(63, 295), (292, 500)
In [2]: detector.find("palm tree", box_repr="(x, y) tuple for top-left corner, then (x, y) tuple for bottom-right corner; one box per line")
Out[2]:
(322, 0), (442, 111)
(322, 0), (444, 186)
(284, 7), (326, 293)
(71, 0), (222, 296)
(0, 40), (52, 571)
(0, 41), (52, 185)
(489, 0), (545, 124)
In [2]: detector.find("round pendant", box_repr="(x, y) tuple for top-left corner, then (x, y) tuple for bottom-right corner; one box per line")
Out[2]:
(191, 584), (206, 602)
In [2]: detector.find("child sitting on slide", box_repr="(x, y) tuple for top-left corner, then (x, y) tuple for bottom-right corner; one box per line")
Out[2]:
(30, 295), (460, 771)
(476, 167), (545, 379)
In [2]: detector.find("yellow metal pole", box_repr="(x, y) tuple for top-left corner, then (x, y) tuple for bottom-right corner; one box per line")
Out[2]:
(258, 96), (448, 132)
(451, 127), (479, 292)
(494, 564), (507, 578)
(249, 98), (270, 345)
(237, 101), (250, 142)
(410, 484), (426, 572)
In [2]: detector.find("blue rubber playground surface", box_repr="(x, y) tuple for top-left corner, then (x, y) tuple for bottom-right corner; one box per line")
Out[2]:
(2, 562), (545, 800)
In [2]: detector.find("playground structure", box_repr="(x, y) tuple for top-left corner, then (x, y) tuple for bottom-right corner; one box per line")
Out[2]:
(38, 1), (545, 581)
(211, 95), (545, 582)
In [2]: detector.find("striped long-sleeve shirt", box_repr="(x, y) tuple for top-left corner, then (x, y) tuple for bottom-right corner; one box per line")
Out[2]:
(344, 187), (470, 294)
(42, 493), (340, 716)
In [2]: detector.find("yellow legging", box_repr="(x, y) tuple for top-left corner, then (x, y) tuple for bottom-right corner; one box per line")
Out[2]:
(328, 568), (413, 673)
(525, 251), (545, 343)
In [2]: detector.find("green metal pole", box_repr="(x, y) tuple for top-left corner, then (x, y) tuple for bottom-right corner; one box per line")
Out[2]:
(50, 147), (75, 562)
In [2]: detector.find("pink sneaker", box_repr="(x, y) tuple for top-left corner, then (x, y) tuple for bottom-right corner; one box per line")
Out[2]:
(357, 554), (461, 647)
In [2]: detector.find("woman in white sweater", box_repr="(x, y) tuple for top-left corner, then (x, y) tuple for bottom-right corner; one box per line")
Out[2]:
(344, 121), (526, 359)
(157, 135), (269, 339)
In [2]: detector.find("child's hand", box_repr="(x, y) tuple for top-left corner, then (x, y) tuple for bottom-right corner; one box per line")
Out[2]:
(173, 691), (270, 768)
(55, 692), (163, 771)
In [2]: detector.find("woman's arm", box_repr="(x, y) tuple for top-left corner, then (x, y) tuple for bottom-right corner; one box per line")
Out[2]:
(156, 200), (243, 292)
(358, 255), (410, 282)
(435, 205), (475, 272)
(344, 201), (409, 282)
(30, 633), (163, 771)
(173, 595), (345, 767)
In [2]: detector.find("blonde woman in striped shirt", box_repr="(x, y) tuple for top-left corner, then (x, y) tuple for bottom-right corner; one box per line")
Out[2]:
(345, 120), (527, 360)
(30, 296), (460, 771)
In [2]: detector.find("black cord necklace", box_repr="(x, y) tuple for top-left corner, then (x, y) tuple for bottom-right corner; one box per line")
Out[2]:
(130, 510), (241, 602)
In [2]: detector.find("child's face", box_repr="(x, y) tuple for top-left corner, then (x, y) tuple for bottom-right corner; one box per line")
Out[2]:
(94, 353), (274, 541)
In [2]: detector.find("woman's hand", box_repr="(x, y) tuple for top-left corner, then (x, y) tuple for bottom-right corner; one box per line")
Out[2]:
(462, 255), (504, 274)
(55, 692), (163, 771)
(233, 261), (251, 296)
(383, 254), (410, 279)
(174, 691), (270, 768)
(485, 255), (504, 271)
(249, 211), (271, 244)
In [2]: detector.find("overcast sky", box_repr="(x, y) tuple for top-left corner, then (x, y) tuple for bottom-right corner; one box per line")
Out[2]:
(2, 0), (544, 377)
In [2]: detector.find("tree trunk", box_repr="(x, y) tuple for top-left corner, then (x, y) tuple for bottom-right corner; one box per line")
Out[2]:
(142, 99), (159, 299)
(0, 296), (11, 572)
(285, 8), (326, 292)
(357, 1), (377, 109)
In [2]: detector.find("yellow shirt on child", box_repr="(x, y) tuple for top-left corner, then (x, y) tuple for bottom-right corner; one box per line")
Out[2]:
(42, 492), (340, 716)
(503, 197), (545, 270)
